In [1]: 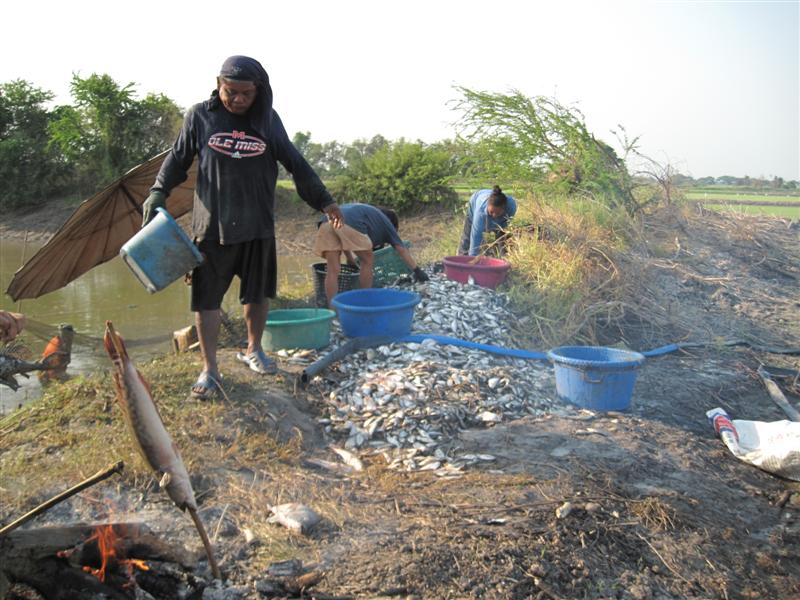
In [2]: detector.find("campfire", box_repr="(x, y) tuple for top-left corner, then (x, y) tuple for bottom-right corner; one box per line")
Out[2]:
(1, 520), (204, 599)
(59, 522), (150, 585)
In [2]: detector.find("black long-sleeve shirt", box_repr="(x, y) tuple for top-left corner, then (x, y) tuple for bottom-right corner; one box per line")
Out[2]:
(153, 101), (333, 244)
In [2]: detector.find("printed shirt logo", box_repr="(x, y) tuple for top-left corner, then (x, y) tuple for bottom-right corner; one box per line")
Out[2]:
(208, 130), (267, 159)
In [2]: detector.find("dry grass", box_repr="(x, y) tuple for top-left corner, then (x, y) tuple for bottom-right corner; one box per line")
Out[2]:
(630, 497), (678, 532)
(498, 194), (638, 347)
(0, 352), (303, 519)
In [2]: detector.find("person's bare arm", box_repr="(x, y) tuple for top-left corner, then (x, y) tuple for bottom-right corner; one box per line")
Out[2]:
(394, 245), (429, 282)
(393, 245), (417, 270)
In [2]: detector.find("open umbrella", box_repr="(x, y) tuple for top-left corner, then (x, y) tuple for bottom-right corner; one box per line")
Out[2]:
(6, 152), (197, 301)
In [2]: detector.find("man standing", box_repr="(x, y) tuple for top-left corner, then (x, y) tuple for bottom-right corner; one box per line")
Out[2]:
(457, 186), (517, 256)
(142, 55), (343, 400)
(313, 203), (429, 307)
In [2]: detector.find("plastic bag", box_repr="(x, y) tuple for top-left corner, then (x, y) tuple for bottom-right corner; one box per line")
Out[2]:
(707, 407), (800, 481)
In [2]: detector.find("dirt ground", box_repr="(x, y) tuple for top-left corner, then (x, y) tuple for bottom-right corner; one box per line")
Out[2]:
(2, 202), (799, 599)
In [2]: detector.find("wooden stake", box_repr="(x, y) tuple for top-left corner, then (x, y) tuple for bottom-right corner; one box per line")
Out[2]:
(0, 461), (124, 537)
(757, 366), (800, 422)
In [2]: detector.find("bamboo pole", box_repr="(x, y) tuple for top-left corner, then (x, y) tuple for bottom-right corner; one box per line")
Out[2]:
(16, 230), (29, 314)
(0, 461), (124, 537)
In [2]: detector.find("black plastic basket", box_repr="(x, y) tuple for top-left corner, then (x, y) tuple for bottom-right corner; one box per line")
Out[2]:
(312, 263), (361, 307)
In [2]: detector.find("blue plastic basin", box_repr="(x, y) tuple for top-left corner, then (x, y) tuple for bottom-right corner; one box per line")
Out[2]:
(547, 346), (645, 411)
(120, 207), (203, 293)
(332, 288), (421, 338)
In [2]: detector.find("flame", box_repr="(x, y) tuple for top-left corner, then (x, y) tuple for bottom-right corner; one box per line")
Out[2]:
(84, 523), (118, 582)
(81, 523), (149, 584)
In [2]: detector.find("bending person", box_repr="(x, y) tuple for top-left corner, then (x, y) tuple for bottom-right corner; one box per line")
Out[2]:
(314, 203), (429, 307)
(457, 186), (516, 256)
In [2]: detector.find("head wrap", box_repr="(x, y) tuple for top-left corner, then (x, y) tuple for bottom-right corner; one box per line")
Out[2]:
(209, 55), (274, 139)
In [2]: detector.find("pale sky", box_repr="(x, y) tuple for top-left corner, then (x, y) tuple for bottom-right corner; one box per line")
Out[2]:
(3, 0), (798, 180)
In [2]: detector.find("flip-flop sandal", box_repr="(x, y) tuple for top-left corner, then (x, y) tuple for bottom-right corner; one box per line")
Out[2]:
(190, 372), (222, 400)
(236, 350), (277, 375)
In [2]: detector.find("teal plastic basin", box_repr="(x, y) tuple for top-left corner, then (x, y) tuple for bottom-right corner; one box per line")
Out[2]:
(262, 308), (336, 350)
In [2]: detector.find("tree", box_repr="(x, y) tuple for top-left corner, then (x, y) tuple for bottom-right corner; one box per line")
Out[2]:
(49, 73), (182, 191)
(452, 87), (638, 212)
(332, 139), (458, 211)
(0, 80), (69, 210)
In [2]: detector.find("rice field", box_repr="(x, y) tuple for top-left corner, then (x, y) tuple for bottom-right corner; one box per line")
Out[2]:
(685, 190), (800, 203)
(683, 186), (799, 219)
(703, 202), (800, 219)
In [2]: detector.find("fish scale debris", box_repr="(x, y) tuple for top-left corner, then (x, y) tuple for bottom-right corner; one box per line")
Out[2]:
(294, 274), (565, 476)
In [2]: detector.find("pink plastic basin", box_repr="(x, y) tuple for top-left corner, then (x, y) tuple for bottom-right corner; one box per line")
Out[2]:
(442, 256), (511, 289)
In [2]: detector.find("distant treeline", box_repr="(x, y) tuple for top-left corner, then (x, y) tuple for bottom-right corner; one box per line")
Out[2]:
(6, 74), (787, 216)
(0, 76), (465, 212)
(671, 173), (797, 190)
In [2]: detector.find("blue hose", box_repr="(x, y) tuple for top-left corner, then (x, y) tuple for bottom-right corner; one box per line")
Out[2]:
(300, 332), (798, 385)
(640, 343), (681, 357)
(399, 333), (549, 360)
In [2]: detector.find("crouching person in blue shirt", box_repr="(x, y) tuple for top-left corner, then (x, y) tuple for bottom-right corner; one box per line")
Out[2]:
(314, 203), (429, 307)
(457, 186), (517, 256)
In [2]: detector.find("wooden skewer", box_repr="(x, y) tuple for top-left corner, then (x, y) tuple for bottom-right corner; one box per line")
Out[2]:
(0, 461), (125, 537)
(188, 506), (222, 580)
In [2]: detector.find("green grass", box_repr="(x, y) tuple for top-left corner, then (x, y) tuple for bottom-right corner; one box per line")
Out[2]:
(704, 203), (800, 219)
(689, 185), (799, 195)
(686, 191), (800, 203)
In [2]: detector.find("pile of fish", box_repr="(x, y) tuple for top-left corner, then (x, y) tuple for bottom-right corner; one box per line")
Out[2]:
(289, 274), (568, 477)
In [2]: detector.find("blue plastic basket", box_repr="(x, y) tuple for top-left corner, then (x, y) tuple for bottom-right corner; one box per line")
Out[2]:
(120, 207), (203, 293)
(331, 288), (421, 338)
(547, 346), (645, 411)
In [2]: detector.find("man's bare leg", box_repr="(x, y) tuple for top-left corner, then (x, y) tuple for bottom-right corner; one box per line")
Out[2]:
(355, 250), (374, 289)
(194, 309), (222, 394)
(324, 250), (342, 307)
(244, 302), (269, 354)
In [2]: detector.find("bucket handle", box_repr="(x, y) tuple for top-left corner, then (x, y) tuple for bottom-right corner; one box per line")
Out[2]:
(582, 371), (606, 384)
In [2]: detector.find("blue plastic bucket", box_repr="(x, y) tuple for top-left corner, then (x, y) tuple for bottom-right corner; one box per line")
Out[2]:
(332, 288), (421, 338)
(263, 308), (336, 350)
(547, 346), (645, 411)
(120, 208), (203, 293)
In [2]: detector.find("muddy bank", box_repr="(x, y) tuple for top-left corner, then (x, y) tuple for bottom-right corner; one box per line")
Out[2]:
(1, 205), (799, 599)
(0, 195), (457, 257)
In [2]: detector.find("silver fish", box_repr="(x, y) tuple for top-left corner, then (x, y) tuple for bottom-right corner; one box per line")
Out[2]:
(103, 322), (196, 512)
(104, 321), (220, 579)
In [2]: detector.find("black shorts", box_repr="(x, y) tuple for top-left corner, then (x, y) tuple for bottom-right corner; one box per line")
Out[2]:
(190, 237), (277, 311)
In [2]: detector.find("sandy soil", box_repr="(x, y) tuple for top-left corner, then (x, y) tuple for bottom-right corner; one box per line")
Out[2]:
(1, 203), (799, 599)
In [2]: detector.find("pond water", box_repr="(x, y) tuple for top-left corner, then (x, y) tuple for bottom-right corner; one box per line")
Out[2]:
(0, 237), (318, 413)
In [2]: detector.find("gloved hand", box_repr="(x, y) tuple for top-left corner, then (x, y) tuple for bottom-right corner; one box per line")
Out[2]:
(412, 266), (429, 283)
(141, 191), (167, 227)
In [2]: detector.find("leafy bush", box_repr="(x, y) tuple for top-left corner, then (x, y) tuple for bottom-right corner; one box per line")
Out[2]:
(331, 140), (459, 211)
(452, 87), (638, 214)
